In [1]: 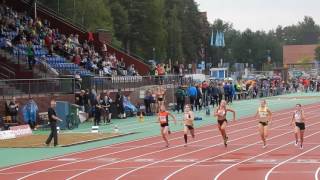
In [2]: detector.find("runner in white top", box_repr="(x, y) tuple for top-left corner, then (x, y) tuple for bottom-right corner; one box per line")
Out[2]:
(290, 104), (305, 149)
(183, 104), (195, 147)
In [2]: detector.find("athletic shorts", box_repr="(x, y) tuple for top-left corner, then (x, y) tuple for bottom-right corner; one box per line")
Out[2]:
(295, 122), (305, 130)
(259, 121), (268, 126)
(218, 119), (227, 126)
(160, 123), (169, 128)
(185, 125), (194, 130)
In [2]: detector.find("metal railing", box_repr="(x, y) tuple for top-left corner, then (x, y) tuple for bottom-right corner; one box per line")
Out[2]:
(0, 78), (75, 98)
(89, 75), (196, 91)
(0, 65), (15, 79)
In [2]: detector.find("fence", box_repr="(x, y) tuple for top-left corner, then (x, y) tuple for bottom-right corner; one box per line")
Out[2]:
(89, 75), (196, 91)
(0, 78), (75, 99)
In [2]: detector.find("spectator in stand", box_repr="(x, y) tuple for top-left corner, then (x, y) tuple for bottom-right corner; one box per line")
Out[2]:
(127, 64), (137, 76)
(87, 31), (94, 46)
(44, 29), (53, 55)
(101, 41), (107, 56)
(26, 40), (35, 70)
(73, 48), (81, 65)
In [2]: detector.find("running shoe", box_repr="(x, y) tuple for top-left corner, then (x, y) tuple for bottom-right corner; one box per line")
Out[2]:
(294, 141), (298, 147)
(263, 144), (267, 149)
(300, 145), (303, 149)
(224, 136), (228, 147)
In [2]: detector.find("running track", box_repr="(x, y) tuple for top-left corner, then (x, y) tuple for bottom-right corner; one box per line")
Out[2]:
(1, 103), (320, 180)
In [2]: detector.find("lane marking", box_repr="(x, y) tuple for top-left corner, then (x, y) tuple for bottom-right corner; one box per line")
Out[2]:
(115, 115), (320, 180)
(163, 115), (320, 180)
(17, 106), (303, 179)
(214, 127), (320, 180)
(265, 145), (320, 180)
(2, 101), (316, 173)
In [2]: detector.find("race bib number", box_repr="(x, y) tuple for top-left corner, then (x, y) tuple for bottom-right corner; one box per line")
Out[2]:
(160, 116), (167, 123)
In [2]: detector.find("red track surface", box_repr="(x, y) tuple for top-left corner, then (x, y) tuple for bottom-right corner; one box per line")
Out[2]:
(1, 103), (320, 180)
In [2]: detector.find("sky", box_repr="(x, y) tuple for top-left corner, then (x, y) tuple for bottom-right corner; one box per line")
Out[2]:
(195, 0), (320, 32)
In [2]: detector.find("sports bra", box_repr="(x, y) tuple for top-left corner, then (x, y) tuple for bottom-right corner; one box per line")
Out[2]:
(258, 106), (269, 121)
(294, 110), (303, 123)
(217, 107), (226, 118)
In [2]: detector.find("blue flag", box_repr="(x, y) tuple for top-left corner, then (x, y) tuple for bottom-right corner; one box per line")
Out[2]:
(210, 29), (214, 47)
(215, 31), (220, 47)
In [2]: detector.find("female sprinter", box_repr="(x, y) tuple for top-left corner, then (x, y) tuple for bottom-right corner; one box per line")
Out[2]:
(183, 104), (195, 146)
(158, 105), (176, 147)
(214, 100), (236, 147)
(290, 104), (305, 149)
(255, 99), (272, 148)
(157, 86), (166, 111)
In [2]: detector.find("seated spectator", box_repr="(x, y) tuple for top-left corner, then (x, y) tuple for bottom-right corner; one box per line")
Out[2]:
(127, 64), (137, 76)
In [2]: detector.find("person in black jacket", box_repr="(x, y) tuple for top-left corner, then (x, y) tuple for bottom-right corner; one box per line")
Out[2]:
(116, 89), (125, 119)
(45, 100), (62, 147)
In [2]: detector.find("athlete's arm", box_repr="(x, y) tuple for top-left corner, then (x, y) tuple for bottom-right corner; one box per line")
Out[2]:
(254, 110), (259, 118)
(168, 112), (177, 125)
(290, 112), (296, 126)
(301, 110), (306, 122)
(227, 108), (236, 121)
(267, 109), (272, 122)
(214, 108), (219, 117)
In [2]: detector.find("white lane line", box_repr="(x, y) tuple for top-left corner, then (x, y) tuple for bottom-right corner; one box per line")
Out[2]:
(163, 115), (320, 180)
(114, 114), (320, 180)
(67, 111), (304, 180)
(2, 102), (317, 173)
(213, 123), (320, 180)
(264, 145), (320, 180)
(315, 167), (320, 180)
(17, 108), (276, 180)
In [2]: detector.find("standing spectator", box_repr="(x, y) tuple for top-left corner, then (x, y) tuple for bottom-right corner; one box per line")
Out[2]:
(195, 84), (202, 111)
(116, 89), (125, 119)
(187, 84), (197, 111)
(201, 81), (209, 107)
(218, 83), (224, 105)
(230, 82), (235, 103)
(224, 82), (230, 103)
(88, 89), (97, 118)
(26, 41), (35, 70)
(144, 90), (152, 115)
(22, 97), (38, 130)
(102, 91), (112, 124)
(93, 95), (102, 126)
(8, 97), (19, 123)
(45, 100), (62, 147)
(175, 86), (186, 113)
(76, 90), (86, 112)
